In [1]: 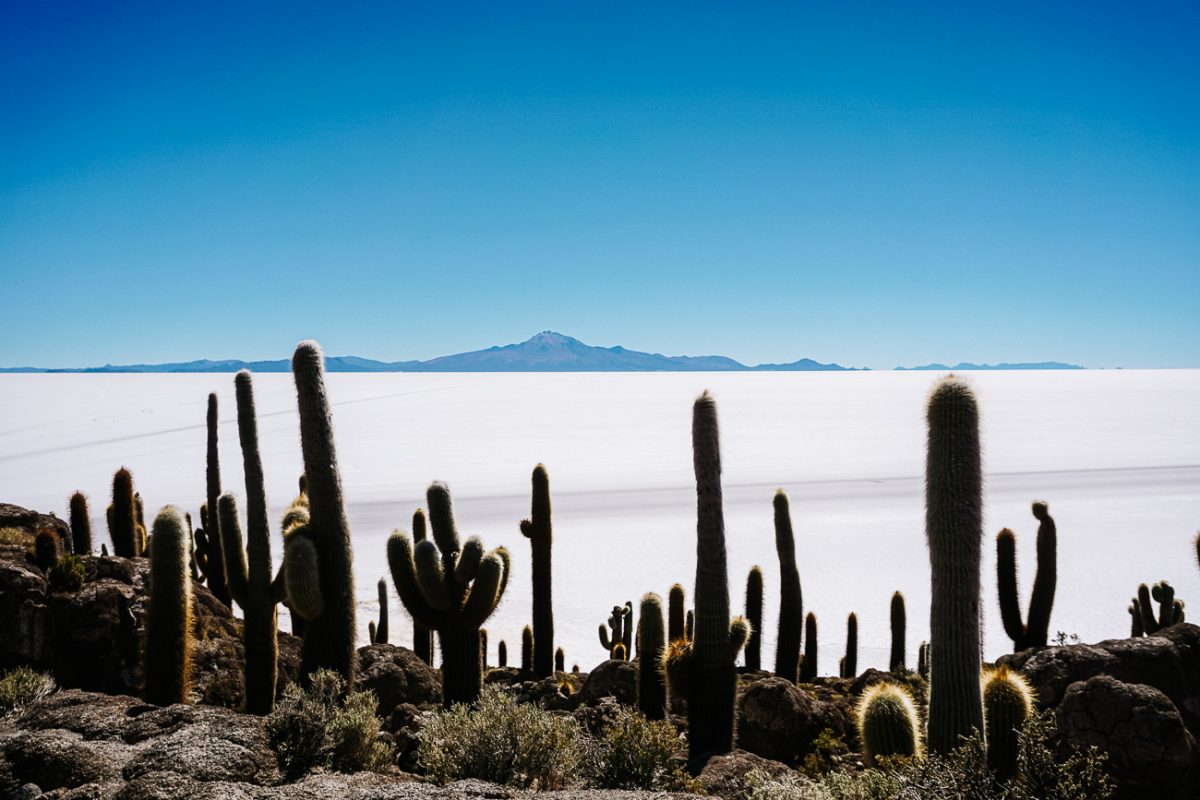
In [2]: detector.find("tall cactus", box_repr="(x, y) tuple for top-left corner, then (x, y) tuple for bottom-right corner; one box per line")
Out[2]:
(284, 341), (357, 686)
(857, 682), (923, 767)
(983, 666), (1034, 781)
(638, 592), (667, 720)
(410, 509), (434, 664)
(202, 394), (231, 605)
(374, 577), (389, 644)
(519, 464), (555, 678)
(144, 506), (192, 705)
(69, 492), (91, 555)
(668, 583), (686, 642)
(744, 566), (763, 671)
(841, 612), (858, 678)
(924, 376), (985, 754)
(521, 624), (533, 672)
(773, 490), (803, 682)
(800, 612), (818, 682)
(387, 482), (510, 706)
(218, 369), (286, 714)
(109, 467), (138, 558)
(890, 591), (906, 672)
(662, 392), (749, 774)
(996, 502), (1057, 652)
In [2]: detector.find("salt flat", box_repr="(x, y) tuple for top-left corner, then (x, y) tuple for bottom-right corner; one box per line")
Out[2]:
(2, 369), (1198, 671)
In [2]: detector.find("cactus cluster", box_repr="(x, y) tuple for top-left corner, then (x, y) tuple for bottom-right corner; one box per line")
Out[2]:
(1129, 580), (1185, 636)
(996, 502), (1057, 652)
(519, 464), (555, 678)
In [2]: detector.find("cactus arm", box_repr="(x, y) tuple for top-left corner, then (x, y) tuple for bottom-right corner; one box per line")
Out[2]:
(995, 528), (1026, 647)
(454, 537), (484, 584)
(283, 530), (324, 620)
(460, 552), (505, 628)
(426, 482), (461, 557)
(1137, 583), (1158, 633)
(386, 531), (442, 628)
(271, 564), (288, 604)
(234, 370), (274, 590)
(375, 577), (389, 644)
(1024, 502), (1057, 647)
(217, 494), (250, 608)
(599, 624), (614, 652)
(729, 615), (750, 658)
(205, 394), (230, 605)
(413, 539), (454, 610)
(495, 546), (511, 600)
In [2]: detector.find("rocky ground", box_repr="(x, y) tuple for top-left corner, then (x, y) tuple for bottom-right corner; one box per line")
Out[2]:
(2, 502), (1198, 798)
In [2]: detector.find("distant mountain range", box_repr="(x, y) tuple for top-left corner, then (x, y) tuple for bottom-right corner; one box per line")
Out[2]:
(894, 361), (1084, 371)
(0, 331), (1084, 373)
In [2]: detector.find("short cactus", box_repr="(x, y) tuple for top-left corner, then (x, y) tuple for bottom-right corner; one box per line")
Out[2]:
(668, 583), (686, 642)
(983, 666), (1035, 781)
(637, 592), (667, 720)
(841, 612), (858, 678)
(373, 577), (389, 644)
(857, 682), (923, 767)
(685, 609), (694, 641)
(69, 492), (91, 555)
(521, 624), (533, 672)
(480, 628), (488, 669)
(143, 506), (192, 705)
(996, 502), (1057, 652)
(890, 591), (906, 672)
(800, 612), (818, 682)
(519, 464), (555, 678)
(918, 641), (930, 681)
(1133, 581), (1185, 634)
(498, 639), (508, 667)
(612, 642), (627, 661)
(555, 647), (564, 673)
(109, 467), (138, 558)
(205, 393), (231, 606)
(134, 493), (147, 556)
(744, 566), (763, 671)
(924, 376), (985, 754)
(773, 490), (803, 682)
(33, 528), (60, 571)
(387, 481), (510, 706)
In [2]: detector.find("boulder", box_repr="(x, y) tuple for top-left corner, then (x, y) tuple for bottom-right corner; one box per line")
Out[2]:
(735, 677), (823, 765)
(697, 749), (793, 800)
(578, 659), (637, 707)
(357, 644), (442, 717)
(0, 503), (70, 546)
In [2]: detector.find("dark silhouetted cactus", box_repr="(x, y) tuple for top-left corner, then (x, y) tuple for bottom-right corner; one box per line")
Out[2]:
(996, 502), (1057, 652)
(387, 482), (510, 706)
(662, 392), (749, 774)
(410, 509), (434, 665)
(186, 512), (203, 584)
(519, 464), (555, 678)
(33, 528), (60, 571)
(622, 600), (634, 656)
(1133, 580), (1185, 634)
(101, 543), (108, 557)
(368, 621), (377, 644)
(69, 492), (91, 555)
(205, 393), (231, 605)
(841, 613), (858, 678)
(918, 641), (930, 681)
(480, 628), (488, 669)
(498, 639), (508, 667)
(109, 468), (138, 558)
(284, 341), (357, 686)
(521, 625), (533, 672)
(374, 577), (389, 645)
(890, 591), (906, 672)
(857, 682), (923, 767)
(555, 647), (564, 673)
(744, 566), (763, 671)
(669, 583), (686, 641)
(983, 666), (1034, 782)
(638, 592), (667, 720)
(134, 493), (147, 556)
(144, 506), (192, 705)
(773, 490), (803, 683)
(686, 609), (694, 641)
(599, 603), (632, 660)
(924, 376), (985, 755)
(1128, 599), (1143, 637)
(800, 612), (818, 682)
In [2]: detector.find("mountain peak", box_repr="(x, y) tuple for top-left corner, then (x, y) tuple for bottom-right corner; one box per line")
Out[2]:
(523, 331), (575, 347)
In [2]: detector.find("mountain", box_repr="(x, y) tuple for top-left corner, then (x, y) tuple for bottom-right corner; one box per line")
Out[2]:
(0, 332), (859, 373)
(894, 361), (1084, 371)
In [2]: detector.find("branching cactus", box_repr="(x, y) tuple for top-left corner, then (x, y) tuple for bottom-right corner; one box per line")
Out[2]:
(983, 666), (1035, 782)
(599, 604), (632, 660)
(800, 612), (818, 682)
(841, 613), (858, 678)
(218, 370), (287, 714)
(638, 592), (667, 720)
(661, 392), (749, 774)
(890, 591), (906, 672)
(144, 506), (192, 705)
(996, 501), (1057, 652)
(1134, 581), (1185, 634)
(669, 583), (687, 642)
(744, 566), (763, 671)
(521, 624), (533, 672)
(857, 682), (923, 767)
(924, 376), (985, 754)
(205, 393), (231, 606)
(374, 578), (389, 645)
(69, 491), (91, 555)
(283, 341), (357, 686)
(387, 481), (511, 706)
(410, 509), (434, 664)
(773, 490), (803, 682)
(109, 467), (138, 558)
(519, 464), (555, 678)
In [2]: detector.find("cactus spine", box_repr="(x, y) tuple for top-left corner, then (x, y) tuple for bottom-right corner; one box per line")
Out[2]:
(669, 583), (686, 642)
(841, 612), (858, 678)
(387, 482), (510, 706)
(924, 376), (985, 754)
(285, 341), (357, 686)
(69, 492), (91, 555)
(109, 468), (138, 557)
(996, 502), (1057, 652)
(144, 506), (192, 705)
(638, 592), (667, 720)
(519, 464), (555, 678)
(890, 591), (906, 672)
(204, 394), (231, 605)
(374, 577), (389, 644)
(983, 666), (1035, 781)
(410, 509), (435, 664)
(744, 566), (763, 671)
(521, 624), (533, 672)
(858, 682), (923, 766)
(800, 612), (818, 681)
(218, 370), (287, 714)
(773, 490), (803, 682)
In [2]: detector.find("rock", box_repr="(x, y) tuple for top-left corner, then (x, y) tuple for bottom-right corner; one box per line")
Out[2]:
(736, 677), (823, 765)
(0, 557), (51, 668)
(1057, 675), (1198, 798)
(121, 704), (278, 785)
(0, 503), (70, 547)
(578, 660), (637, 707)
(357, 644), (442, 717)
(48, 577), (142, 693)
(2, 729), (128, 790)
(697, 750), (792, 800)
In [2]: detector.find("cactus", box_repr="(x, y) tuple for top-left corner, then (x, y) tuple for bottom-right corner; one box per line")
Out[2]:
(284, 341), (357, 686)
(599, 604), (632, 659)
(638, 592), (667, 720)
(918, 641), (930, 681)
(69, 492), (91, 555)
(800, 612), (818, 682)
(890, 591), (906, 672)
(387, 481), (510, 706)
(622, 600), (634, 656)
(773, 490), (803, 682)
(498, 639), (508, 667)
(519, 464), (555, 678)
(744, 566), (763, 671)
(857, 682), (923, 767)
(134, 493), (147, 556)
(368, 621), (377, 644)
(555, 647), (565, 673)
(983, 666), (1035, 781)
(1128, 599), (1143, 637)
(109, 467), (138, 557)
(186, 512), (203, 584)
(521, 625), (533, 672)
(101, 543), (108, 557)
(481, 628), (489, 670)
(1133, 581), (1185, 634)
(204, 394), (231, 605)
(685, 609), (694, 641)
(660, 392), (749, 774)
(924, 376), (985, 754)
(374, 577), (389, 645)
(410, 509), (435, 665)
(996, 502), (1057, 652)
(668, 583), (686, 641)
(143, 506), (192, 705)
(612, 642), (627, 660)
(33, 528), (60, 570)
(841, 613), (858, 678)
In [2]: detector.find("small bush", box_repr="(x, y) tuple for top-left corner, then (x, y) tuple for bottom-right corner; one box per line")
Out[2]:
(418, 684), (584, 789)
(585, 706), (694, 790)
(265, 669), (393, 780)
(0, 667), (56, 715)
(48, 553), (88, 592)
(0, 527), (33, 546)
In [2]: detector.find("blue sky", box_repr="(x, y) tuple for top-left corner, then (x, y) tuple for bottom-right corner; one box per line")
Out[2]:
(1, 2), (1197, 369)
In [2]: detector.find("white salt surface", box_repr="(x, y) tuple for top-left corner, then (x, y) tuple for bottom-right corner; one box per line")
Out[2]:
(1, 370), (1198, 672)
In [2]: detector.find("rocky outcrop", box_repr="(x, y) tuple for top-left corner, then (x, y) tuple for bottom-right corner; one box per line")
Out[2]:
(358, 644), (442, 717)
(577, 660), (636, 707)
(0, 504), (69, 547)
(696, 750), (793, 800)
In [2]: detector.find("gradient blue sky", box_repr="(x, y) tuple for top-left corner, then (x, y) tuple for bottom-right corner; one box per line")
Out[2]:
(2, 2), (1197, 369)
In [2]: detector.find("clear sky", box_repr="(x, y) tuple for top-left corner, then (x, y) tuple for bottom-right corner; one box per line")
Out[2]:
(2, 2), (1197, 369)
